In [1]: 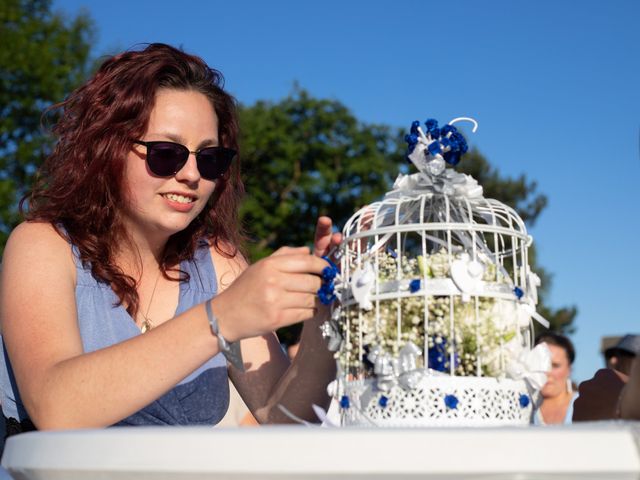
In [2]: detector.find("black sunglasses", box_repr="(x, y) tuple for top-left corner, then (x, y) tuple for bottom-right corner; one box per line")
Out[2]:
(133, 140), (236, 181)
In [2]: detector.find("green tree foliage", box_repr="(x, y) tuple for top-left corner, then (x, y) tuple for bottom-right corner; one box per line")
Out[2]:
(238, 88), (405, 261)
(239, 92), (576, 341)
(0, 0), (94, 249)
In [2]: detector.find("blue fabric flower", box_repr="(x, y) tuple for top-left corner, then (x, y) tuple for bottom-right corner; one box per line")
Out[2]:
(410, 120), (420, 135)
(317, 284), (336, 305)
(405, 133), (418, 145)
(425, 119), (438, 132)
(519, 394), (530, 408)
(378, 395), (389, 408)
(451, 132), (468, 154)
(404, 131), (419, 154)
(513, 286), (524, 300)
(317, 256), (338, 304)
(409, 279), (421, 293)
(428, 141), (442, 156)
(443, 151), (461, 166)
(444, 394), (459, 410)
(428, 337), (459, 372)
(428, 338), (448, 372)
(441, 124), (457, 136)
(340, 395), (350, 409)
(322, 267), (337, 283)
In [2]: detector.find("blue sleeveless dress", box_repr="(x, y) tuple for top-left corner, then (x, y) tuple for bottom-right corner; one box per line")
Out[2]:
(0, 241), (230, 427)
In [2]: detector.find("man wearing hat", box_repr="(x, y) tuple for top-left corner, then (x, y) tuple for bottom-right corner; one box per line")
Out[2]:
(604, 334), (640, 376)
(573, 334), (640, 421)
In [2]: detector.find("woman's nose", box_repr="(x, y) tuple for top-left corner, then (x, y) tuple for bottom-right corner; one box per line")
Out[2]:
(175, 152), (200, 183)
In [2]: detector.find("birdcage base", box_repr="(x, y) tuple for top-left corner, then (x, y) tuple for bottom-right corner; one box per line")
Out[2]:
(339, 375), (534, 427)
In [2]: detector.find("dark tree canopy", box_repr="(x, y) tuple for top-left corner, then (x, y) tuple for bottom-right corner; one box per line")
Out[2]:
(0, 0), (94, 249)
(238, 88), (405, 261)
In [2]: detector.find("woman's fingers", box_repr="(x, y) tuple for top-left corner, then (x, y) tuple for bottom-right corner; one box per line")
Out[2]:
(278, 290), (321, 309)
(312, 216), (343, 258)
(282, 308), (323, 326)
(271, 246), (310, 257)
(280, 273), (323, 294)
(313, 216), (334, 256)
(265, 253), (329, 275)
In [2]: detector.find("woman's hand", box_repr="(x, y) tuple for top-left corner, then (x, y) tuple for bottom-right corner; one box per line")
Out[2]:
(312, 216), (342, 258)
(211, 246), (329, 343)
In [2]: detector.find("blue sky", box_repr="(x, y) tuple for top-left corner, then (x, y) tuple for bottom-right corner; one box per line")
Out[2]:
(53, 0), (640, 382)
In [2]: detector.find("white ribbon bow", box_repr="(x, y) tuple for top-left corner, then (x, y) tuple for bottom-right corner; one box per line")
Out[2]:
(387, 166), (483, 201)
(505, 342), (552, 391)
(367, 342), (423, 392)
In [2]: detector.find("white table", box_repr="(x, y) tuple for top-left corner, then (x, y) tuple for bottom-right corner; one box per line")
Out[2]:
(2, 422), (640, 479)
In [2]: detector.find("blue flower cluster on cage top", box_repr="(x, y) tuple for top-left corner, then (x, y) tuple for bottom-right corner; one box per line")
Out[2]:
(405, 118), (469, 167)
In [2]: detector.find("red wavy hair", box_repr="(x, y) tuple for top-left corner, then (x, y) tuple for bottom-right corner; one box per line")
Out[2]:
(23, 43), (245, 316)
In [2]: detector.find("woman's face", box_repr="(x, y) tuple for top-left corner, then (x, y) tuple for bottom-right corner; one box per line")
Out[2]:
(541, 343), (572, 398)
(123, 88), (219, 241)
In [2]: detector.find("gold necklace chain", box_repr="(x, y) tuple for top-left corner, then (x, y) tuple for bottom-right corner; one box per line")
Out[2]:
(140, 271), (161, 334)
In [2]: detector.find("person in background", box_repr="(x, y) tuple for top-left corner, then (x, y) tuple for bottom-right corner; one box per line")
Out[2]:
(614, 358), (639, 419)
(533, 332), (578, 425)
(573, 336), (640, 422)
(603, 334), (640, 376)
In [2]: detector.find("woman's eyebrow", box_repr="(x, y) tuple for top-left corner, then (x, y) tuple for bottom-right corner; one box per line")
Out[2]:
(196, 138), (219, 149)
(148, 132), (219, 149)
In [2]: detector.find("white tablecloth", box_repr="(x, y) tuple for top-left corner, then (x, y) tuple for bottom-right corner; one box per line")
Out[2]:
(3, 422), (640, 479)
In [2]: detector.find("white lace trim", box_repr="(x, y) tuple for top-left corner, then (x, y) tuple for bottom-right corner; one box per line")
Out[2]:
(341, 375), (533, 427)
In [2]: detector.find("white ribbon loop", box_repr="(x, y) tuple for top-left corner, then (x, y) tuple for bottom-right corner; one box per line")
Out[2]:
(505, 342), (551, 391)
(387, 170), (484, 201)
(367, 342), (424, 392)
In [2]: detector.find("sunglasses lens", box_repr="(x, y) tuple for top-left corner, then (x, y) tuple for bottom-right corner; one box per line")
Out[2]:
(146, 142), (188, 176)
(196, 147), (236, 180)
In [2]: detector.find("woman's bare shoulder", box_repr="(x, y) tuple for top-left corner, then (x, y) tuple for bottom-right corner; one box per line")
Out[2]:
(8, 220), (67, 241)
(208, 241), (248, 293)
(2, 221), (75, 277)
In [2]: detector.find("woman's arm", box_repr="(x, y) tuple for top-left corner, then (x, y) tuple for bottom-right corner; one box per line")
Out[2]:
(1, 222), (327, 429)
(1, 222), (222, 429)
(228, 217), (341, 423)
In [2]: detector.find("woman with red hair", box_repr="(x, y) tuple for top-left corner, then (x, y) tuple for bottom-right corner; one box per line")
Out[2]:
(0, 43), (340, 435)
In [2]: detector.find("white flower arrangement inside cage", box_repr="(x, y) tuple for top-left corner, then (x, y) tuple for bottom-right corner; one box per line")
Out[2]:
(322, 117), (552, 427)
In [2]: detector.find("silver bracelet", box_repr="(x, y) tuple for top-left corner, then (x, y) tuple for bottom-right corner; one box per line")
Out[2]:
(205, 299), (245, 372)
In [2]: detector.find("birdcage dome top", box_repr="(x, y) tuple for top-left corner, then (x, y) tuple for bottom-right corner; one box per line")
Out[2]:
(341, 117), (530, 260)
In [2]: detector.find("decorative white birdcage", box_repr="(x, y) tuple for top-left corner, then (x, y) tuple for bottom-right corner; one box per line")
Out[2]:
(322, 118), (550, 427)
